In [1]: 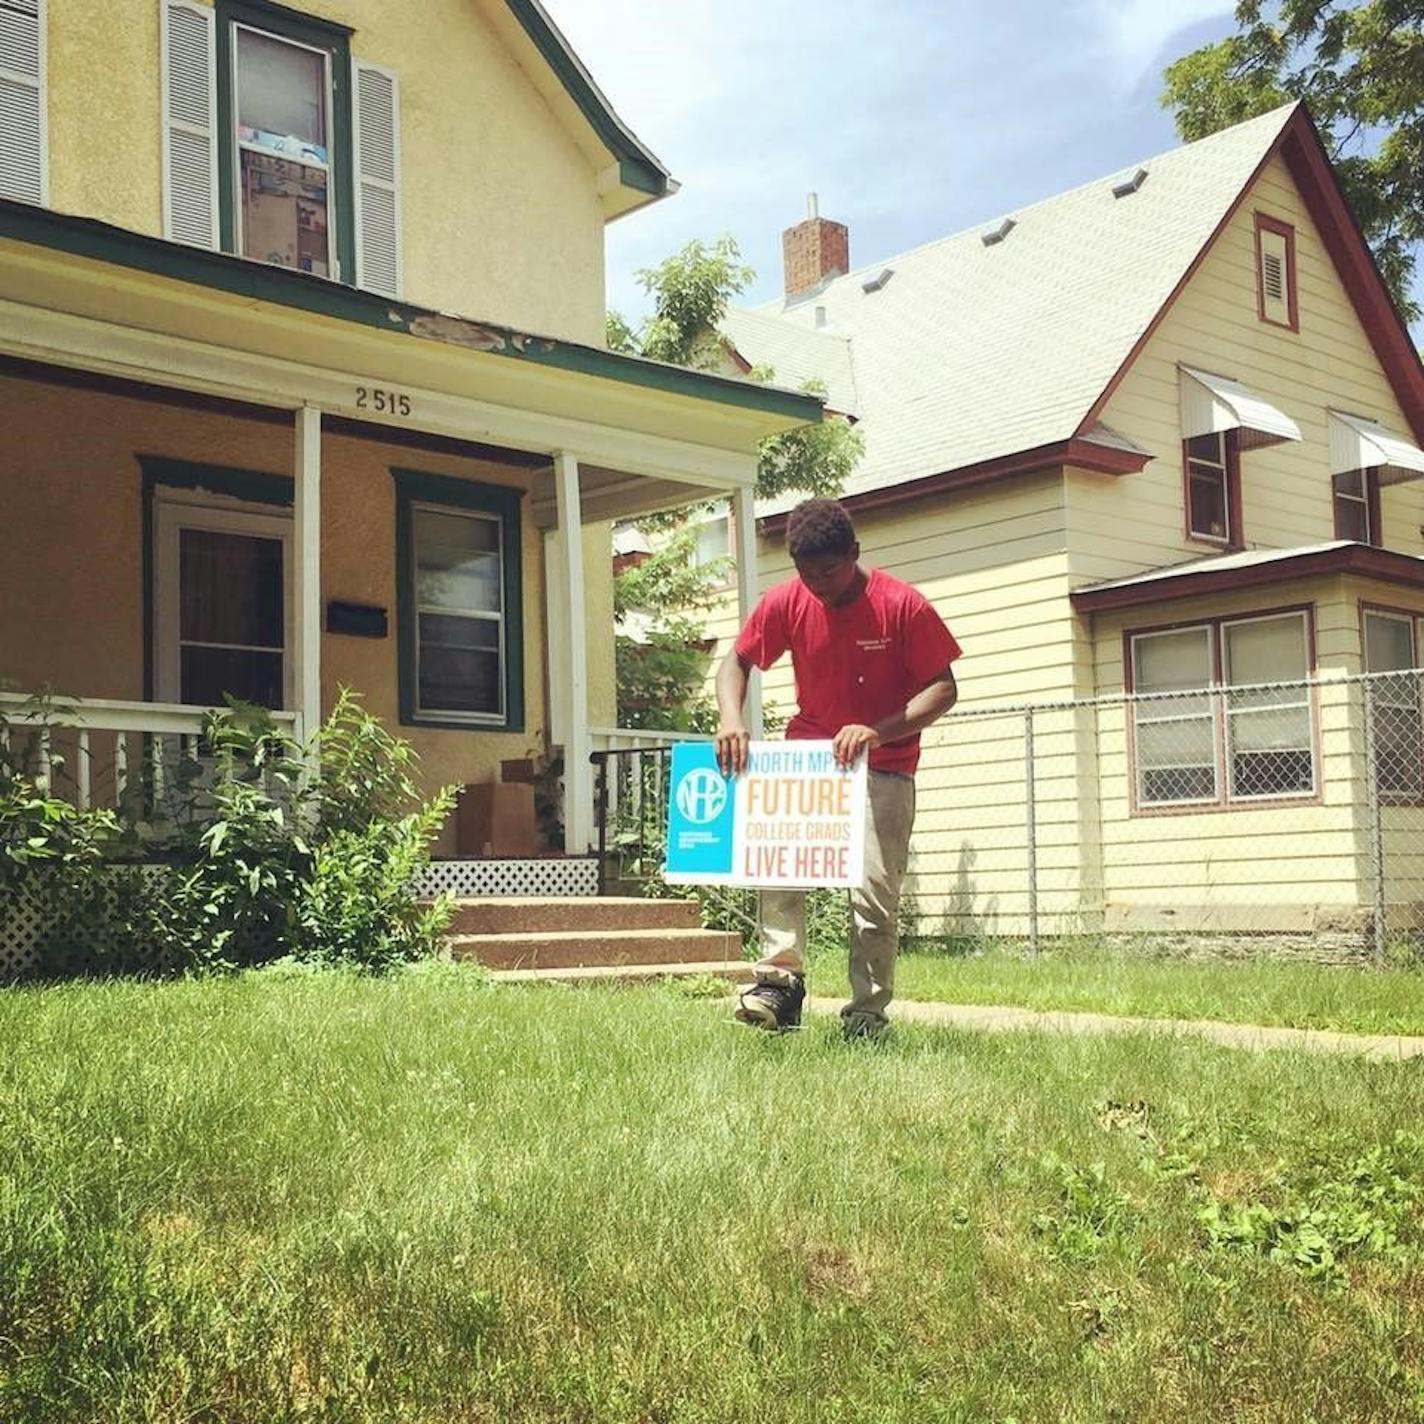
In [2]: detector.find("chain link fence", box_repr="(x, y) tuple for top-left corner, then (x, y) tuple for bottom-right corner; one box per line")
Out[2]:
(905, 671), (1424, 965)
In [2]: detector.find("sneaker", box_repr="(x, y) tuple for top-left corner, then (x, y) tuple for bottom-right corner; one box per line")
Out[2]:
(735, 977), (806, 1031)
(840, 1013), (889, 1042)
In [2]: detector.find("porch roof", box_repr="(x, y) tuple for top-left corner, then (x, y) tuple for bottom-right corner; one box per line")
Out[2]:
(0, 198), (822, 450)
(1071, 541), (1424, 613)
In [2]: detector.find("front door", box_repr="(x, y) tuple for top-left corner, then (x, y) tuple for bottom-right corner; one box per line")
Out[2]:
(154, 491), (294, 709)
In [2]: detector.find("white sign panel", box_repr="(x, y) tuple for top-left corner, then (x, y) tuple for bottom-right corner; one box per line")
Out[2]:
(664, 739), (867, 889)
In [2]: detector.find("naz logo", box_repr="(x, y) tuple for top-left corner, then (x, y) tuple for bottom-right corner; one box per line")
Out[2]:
(675, 768), (728, 824)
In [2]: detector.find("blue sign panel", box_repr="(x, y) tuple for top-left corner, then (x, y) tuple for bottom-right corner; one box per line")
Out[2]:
(664, 741), (735, 879)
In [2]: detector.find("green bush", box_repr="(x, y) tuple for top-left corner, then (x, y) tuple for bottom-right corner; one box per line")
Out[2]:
(2, 689), (454, 979)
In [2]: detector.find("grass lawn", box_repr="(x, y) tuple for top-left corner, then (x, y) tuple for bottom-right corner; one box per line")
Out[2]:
(802, 942), (1424, 1037)
(4, 970), (1424, 1421)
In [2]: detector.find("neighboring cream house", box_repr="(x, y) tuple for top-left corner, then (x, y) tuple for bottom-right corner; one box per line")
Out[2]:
(0, 0), (817, 865)
(714, 104), (1424, 938)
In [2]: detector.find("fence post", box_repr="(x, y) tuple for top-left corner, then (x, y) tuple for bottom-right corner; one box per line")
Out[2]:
(1362, 680), (1386, 964)
(592, 753), (609, 896)
(1025, 707), (1039, 955)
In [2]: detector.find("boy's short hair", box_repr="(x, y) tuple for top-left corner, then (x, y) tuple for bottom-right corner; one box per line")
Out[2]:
(786, 499), (857, 560)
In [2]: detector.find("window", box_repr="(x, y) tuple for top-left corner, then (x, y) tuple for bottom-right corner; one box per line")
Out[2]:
(1221, 615), (1313, 799)
(1129, 610), (1315, 809)
(215, 1), (354, 281)
(1184, 431), (1240, 546)
(1363, 608), (1424, 797)
(1254, 212), (1298, 331)
(1332, 469), (1379, 544)
(234, 23), (332, 275)
(163, 1), (400, 293)
(394, 470), (524, 731)
(152, 487), (293, 711)
(690, 504), (734, 587)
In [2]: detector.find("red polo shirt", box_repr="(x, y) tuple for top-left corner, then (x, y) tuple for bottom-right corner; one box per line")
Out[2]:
(734, 567), (961, 774)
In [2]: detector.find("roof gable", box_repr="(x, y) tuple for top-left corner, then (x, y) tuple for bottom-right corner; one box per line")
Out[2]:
(728, 104), (1424, 514)
(479, 0), (672, 219)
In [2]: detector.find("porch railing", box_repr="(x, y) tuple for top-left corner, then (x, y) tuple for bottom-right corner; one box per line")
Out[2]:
(0, 693), (303, 813)
(589, 729), (757, 943)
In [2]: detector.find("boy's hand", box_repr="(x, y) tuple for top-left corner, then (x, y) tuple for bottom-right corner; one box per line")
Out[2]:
(832, 724), (881, 767)
(714, 721), (750, 775)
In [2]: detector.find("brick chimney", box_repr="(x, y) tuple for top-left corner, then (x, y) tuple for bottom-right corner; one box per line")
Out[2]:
(782, 193), (848, 299)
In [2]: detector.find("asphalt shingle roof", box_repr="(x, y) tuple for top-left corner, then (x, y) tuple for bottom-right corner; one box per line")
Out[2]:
(723, 104), (1299, 512)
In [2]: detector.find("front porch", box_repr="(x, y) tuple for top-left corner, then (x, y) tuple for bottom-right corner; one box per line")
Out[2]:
(0, 198), (806, 840)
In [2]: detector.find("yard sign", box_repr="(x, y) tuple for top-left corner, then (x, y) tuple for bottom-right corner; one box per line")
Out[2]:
(663, 740), (867, 888)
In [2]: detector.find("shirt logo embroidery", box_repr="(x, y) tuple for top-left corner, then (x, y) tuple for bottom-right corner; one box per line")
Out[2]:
(855, 638), (890, 652)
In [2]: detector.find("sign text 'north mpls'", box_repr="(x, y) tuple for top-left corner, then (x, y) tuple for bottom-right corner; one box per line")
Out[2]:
(663, 740), (867, 889)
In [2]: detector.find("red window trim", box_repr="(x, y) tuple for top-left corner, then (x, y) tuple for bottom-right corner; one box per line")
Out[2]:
(1122, 603), (1321, 816)
(1254, 211), (1299, 333)
(1332, 468), (1382, 544)
(1181, 428), (1243, 550)
(1358, 598), (1424, 805)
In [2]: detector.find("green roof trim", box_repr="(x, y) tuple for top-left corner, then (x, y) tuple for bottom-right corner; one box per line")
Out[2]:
(0, 199), (823, 423)
(502, 0), (671, 198)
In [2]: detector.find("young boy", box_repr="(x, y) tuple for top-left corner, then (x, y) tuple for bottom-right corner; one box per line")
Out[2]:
(713, 498), (961, 1036)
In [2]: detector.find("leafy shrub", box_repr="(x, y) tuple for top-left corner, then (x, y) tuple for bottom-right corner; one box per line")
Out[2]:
(4, 690), (454, 979)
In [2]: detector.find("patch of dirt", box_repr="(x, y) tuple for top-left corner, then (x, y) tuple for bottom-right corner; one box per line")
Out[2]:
(800, 1242), (872, 1303)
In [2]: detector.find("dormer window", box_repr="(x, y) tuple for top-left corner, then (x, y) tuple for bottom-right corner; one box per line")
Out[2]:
(1184, 431), (1240, 546)
(1254, 212), (1298, 330)
(1332, 469), (1378, 544)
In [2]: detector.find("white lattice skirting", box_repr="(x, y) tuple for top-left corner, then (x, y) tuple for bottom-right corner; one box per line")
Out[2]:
(1, 857), (599, 979)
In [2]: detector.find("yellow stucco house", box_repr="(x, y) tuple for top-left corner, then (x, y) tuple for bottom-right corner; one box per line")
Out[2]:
(0, 0), (817, 903)
(715, 105), (1424, 945)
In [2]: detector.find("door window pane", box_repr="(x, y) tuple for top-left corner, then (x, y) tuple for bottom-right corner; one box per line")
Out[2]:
(180, 528), (283, 647)
(182, 647), (283, 709)
(178, 527), (284, 710)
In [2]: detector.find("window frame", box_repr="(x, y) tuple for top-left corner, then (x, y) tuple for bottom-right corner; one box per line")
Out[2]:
(1182, 428), (1243, 549)
(689, 501), (736, 591)
(1254, 211), (1299, 332)
(393, 468), (525, 733)
(214, 0), (354, 282)
(1360, 601), (1424, 803)
(1332, 468), (1381, 545)
(1124, 605), (1320, 815)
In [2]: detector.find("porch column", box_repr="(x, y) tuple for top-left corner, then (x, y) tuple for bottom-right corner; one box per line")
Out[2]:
(554, 451), (594, 852)
(732, 485), (764, 738)
(294, 404), (321, 744)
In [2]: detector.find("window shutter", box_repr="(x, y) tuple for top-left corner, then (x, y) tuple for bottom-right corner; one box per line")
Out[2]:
(161, 0), (218, 248)
(0, 0), (46, 205)
(353, 59), (401, 297)
(1259, 228), (1290, 325)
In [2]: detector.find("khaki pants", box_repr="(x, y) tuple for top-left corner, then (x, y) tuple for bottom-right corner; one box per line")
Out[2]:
(753, 770), (916, 1028)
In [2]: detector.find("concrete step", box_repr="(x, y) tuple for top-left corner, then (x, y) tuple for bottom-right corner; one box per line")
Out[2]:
(489, 960), (755, 986)
(448, 926), (743, 972)
(441, 896), (701, 936)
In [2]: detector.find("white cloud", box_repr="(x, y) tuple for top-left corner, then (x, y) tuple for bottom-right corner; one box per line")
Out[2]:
(1086, 0), (1234, 79)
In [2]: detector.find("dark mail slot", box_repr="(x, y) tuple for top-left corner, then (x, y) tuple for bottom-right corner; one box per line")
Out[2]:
(326, 601), (388, 638)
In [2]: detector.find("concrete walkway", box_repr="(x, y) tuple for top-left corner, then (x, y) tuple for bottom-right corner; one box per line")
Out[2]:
(805, 996), (1424, 1061)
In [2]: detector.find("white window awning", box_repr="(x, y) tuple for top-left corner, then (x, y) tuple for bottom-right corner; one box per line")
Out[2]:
(1179, 366), (1302, 450)
(1328, 410), (1424, 487)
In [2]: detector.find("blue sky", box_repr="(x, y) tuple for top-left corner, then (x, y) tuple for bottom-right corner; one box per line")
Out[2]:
(543, 0), (1243, 324)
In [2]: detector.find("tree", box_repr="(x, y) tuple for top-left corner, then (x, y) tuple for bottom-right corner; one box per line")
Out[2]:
(1161, 0), (1424, 321)
(607, 236), (864, 729)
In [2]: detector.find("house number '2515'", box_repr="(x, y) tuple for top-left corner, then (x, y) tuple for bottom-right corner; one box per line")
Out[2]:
(355, 387), (412, 417)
